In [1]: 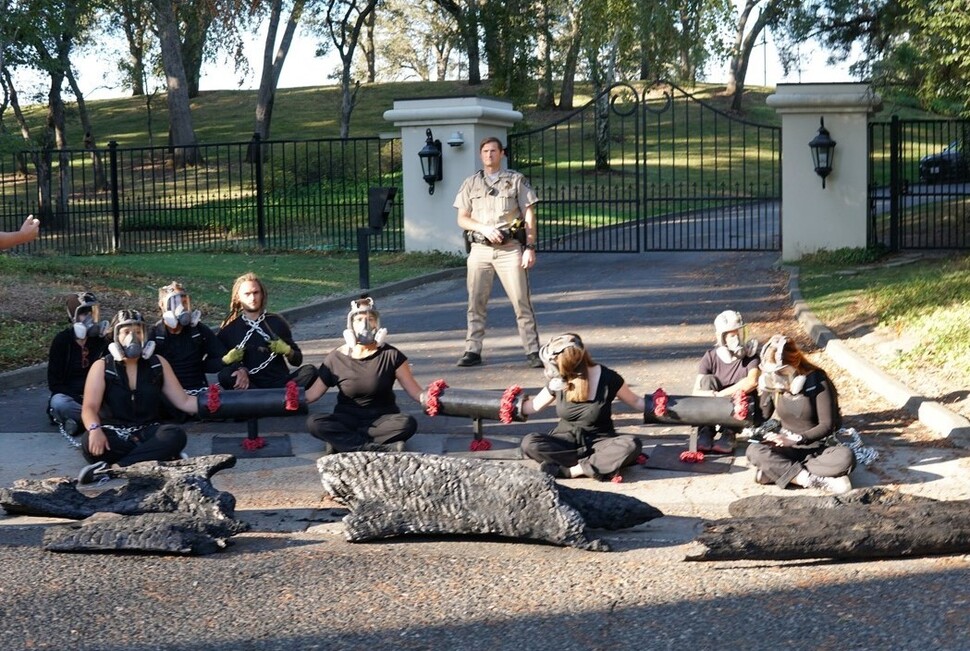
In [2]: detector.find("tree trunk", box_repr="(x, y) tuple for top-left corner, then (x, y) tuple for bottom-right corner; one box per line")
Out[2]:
(152, 0), (200, 167)
(686, 489), (970, 562)
(178, 3), (214, 99)
(535, 0), (554, 110)
(435, 0), (481, 85)
(558, 6), (582, 111)
(46, 70), (70, 230)
(119, 0), (148, 96)
(728, 1), (778, 113)
(363, 8), (376, 83)
(250, 0), (305, 161)
(64, 65), (107, 191)
(1, 66), (31, 176)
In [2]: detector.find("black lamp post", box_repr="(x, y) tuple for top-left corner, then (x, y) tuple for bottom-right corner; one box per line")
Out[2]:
(418, 128), (443, 194)
(808, 117), (837, 188)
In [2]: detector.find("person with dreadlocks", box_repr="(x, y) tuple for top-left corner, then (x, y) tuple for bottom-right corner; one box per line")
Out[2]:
(216, 272), (316, 391)
(47, 291), (109, 438)
(76, 310), (198, 484)
(151, 282), (226, 394)
(746, 334), (855, 493)
(518, 333), (646, 480)
(304, 296), (426, 453)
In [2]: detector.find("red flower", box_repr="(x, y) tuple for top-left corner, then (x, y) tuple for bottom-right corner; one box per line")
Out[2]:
(652, 388), (669, 417)
(469, 438), (493, 451)
(425, 379), (448, 416)
(679, 450), (705, 463)
(206, 383), (221, 414)
(242, 436), (266, 451)
(285, 380), (299, 411)
(499, 385), (523, 424)
(732, 389), (749, 420)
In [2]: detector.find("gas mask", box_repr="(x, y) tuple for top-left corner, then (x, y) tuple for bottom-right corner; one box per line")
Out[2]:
(73, 310), (107, 339)
(107, 310), (156, 361)
(713, 309), (757, 361)
(758, 335), (805, 394)
(538, 333), (583, 391)
(160, 285), (200, 329)
(343, 297), (387, 347)
(68, 292), (107, 340)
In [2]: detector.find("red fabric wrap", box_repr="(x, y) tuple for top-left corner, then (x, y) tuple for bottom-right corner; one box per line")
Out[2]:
(610, 474), (624, 484)
(652, 388), (669, 417)
(732, 389), (749, 420)
(242, 436), (266, 451)
(469, 438), (493, 451)
(425, 379), (448, 416)
(285, 380), (299, 411)
(679, 450), (705, 463)
(635, 453), (648, 465)
(207, 383), (221, 413)
(499, 385), (523, 424)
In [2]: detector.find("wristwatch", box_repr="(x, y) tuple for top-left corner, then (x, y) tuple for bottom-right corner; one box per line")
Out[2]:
(524, 243), (536, 251)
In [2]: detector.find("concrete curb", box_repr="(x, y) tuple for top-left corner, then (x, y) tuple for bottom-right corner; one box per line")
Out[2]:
(786, 265), (970, 448)
(0, 267), (466, 393)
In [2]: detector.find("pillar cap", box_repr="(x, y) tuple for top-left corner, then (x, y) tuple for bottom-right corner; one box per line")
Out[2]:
(767, 83), (882, 114)
(384, 96), (522, 128)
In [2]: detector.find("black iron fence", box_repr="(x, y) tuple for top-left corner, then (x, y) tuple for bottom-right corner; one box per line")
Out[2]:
(509, 81), (781, 253)
(0, 134), (404, 255)
(869, 116), (970, 250)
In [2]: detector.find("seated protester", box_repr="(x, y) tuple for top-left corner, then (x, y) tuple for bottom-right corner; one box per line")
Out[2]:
(77, 310), (199, 484)
(305, 297), (425, 453)
(216, 272), (316, 391)
(519, 333), (645, 480)
(47, 291), (109, 437)
(152, 281), (226, 402)
(691, 309), (762, 454)
(746, 334), (855, 493)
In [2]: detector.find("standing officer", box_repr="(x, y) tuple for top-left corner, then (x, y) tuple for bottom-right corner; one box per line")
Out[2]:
(454, 136), (542, 368)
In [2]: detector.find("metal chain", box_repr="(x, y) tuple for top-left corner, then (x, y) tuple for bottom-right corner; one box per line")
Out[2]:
(235, 313), (277, 376)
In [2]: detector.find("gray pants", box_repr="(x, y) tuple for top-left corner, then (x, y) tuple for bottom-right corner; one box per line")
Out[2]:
(521, 431), (642, 478)
(465, 243), (539, 356)
(746, 440), (855, 488)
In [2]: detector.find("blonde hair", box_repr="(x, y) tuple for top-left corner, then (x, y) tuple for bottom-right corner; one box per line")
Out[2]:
(558, 345), (595, 403)
(221, 272), (267, 328)
(158, 281), (186, 309)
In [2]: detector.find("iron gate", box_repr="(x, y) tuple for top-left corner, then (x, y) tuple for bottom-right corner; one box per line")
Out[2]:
(508, 81), (781, 253)
(869, 116), (970, 251)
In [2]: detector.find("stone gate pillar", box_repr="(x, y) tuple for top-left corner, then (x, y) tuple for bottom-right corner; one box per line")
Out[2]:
(384, 96), (524, 253)
(767, 83), (882, 261)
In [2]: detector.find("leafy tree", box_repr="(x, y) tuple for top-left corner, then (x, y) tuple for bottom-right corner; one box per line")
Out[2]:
(480, 0), (537, 98)
(150, 0), (200, 166)
(433, 0), (483, 85)
(307, 0), (378, 139)
(251, 0), (309, 157)
(367, 0), (459, 82)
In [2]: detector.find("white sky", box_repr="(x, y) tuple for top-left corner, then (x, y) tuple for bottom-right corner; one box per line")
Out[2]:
(15, 12), (855, 103)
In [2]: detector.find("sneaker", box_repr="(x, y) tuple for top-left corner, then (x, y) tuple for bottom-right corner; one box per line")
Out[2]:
(754, 469), (773, 485)
(809, 473), (852, 494)
(526, 352), (543, 368)
(538, 461), (564, 478)
(62, 418), (80, 437)
(710, 430), (737, 454)
(179, 451), (190, 460)
(388, 440), (406, 452)
(77, 460), (108, 485)
(320, 442), (335, 455)
(457, 351), (482, 367)
(695, 426), (715, 452)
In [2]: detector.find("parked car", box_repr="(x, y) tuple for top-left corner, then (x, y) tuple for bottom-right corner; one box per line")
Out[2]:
(919, 140), (968, 183)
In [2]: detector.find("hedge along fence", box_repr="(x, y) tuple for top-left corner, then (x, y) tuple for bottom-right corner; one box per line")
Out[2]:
(0, 134), (404, 255)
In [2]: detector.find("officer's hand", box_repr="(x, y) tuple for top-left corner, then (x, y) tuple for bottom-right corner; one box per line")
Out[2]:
(269, 339), (292, 356)
(221, 347), (244, 365)
(521, 247), (536, 269)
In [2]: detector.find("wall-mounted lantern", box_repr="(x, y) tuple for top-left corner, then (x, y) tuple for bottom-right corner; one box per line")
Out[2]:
(808, 117), (837, 188)
(418, 128), (443, 194)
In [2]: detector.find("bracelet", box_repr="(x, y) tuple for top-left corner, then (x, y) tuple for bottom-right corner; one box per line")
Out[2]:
(88, 423), (102, 431)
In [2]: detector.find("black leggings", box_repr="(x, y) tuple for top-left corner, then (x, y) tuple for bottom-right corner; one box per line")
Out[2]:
(80, 423), (187, 466)
(306, 409), (416, 452)
(521, 431), (642, 477)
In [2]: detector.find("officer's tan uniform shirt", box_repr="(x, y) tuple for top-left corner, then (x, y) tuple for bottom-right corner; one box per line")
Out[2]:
(454, 170), (538, 248)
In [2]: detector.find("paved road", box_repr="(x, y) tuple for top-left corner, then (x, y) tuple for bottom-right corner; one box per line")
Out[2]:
(1, 250), (968, 650)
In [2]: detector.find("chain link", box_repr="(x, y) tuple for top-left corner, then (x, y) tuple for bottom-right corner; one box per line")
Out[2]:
(234, 313), (277, 376)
